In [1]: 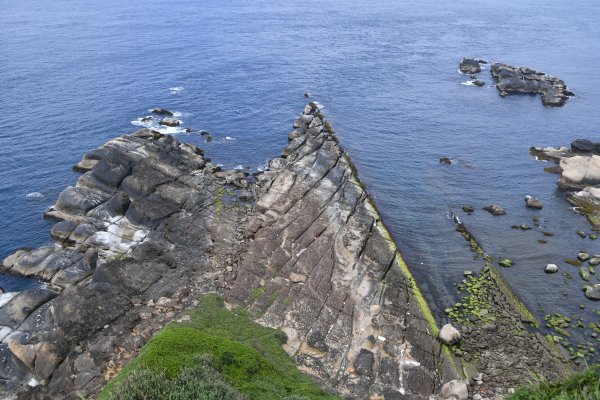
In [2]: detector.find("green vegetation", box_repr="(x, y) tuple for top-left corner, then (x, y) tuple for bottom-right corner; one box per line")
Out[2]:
(507, 366), (600, 400)
(100, 294), (339, 400)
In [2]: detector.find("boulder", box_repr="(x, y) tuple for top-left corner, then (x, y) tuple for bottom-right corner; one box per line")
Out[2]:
(472, 80), (485, 87)
(570, 139), (595, 153)
(545, 264), (558, 273)
(580, 267), (591, 281)
(459, 58), (481, 74)
(560, 155), (600, 186)
(483, 204), (506, 216)
(584, 284), (600, 300)
(578, 252), (590, 262)
(159, 118), (180, 127)
(439, 157), (453, 165)
(525, 195), (543, 209)
(438, 324), (461, 345)
(441, 379), (468, 400)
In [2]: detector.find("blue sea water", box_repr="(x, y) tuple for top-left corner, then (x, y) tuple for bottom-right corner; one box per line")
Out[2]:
(2, 0), (600, 342)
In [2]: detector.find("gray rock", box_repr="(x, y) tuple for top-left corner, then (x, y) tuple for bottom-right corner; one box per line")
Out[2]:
(441, 379), (469, 400)
(525, 195), (543, 209)
(584, 284), (600, 300)
(579, 267), (591, 281)
(159, 117), (180, 127)
(438, 324), (461, 345)
(498, 258), (514, 268)
(588, 256), (600, 266)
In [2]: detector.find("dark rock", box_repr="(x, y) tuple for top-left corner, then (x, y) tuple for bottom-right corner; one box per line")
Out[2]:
(354, 349), (374, 376)
(472, 80), (485, 87)
(498, 258), (514, 268)
(463, 205), (474, 213)
(571, 139), (595, 153)
(159, 117), (180, 127)
(490, 63), (573, 107)
(439, 157), (453, 165)
(0, 288), (58, 329)
(151, 108), (174, 116)
(459, 58), (482, 74)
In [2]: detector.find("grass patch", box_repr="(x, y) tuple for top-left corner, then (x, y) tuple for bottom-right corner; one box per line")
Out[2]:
(507, 365), (600, 400)
(99, 294), (338, 400)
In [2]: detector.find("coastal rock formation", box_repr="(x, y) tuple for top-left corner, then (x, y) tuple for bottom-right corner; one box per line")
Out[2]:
(490, 63), (574, 106)
(532, 141), (600, 228)
(0, 107), (461, 399)
(225, 103), (458, 399)
(1, 128), (247, 398)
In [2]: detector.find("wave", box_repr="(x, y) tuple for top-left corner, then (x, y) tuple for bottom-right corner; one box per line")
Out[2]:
(461, 81), (475, 86)
(169, 86), (184, 94)
(26, 192), (44, 199)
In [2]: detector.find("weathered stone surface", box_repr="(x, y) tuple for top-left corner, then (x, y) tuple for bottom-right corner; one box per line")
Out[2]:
(0, 289), (58, 329)
(584, 284), (600, 300)
(158, 117), (180, 127)
(226, 104), (458, 399)
(525, 195), (543, 209)
(483, 204), (506, 216)
(441, 379), (468, 400)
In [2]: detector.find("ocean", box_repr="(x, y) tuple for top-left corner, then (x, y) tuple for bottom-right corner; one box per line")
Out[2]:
(2, 0), (600, 345)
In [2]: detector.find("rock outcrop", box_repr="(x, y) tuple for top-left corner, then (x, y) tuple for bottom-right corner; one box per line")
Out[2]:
(532, 141), (600, 228)
(1, 128), (248, 398)
(0, 108), (460, 399)
(225, 103), (458, 399)
(490, 63), (574, 106)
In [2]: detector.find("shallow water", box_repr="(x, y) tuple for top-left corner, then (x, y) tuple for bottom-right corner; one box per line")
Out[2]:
(2, 0), (600, 351)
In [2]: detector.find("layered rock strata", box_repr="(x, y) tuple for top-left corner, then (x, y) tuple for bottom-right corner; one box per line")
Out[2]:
(0, 106), (461, 399)
(1, 129), (249, 399)
(225, 103), (458, 399)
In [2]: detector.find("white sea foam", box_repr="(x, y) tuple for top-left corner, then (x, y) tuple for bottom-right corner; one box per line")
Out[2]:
(224, 136), (236, 141)
(169, 86), (184, 94)
(256, 163), (269, 172)
(172, 111), (183, 117)
(461, 81), (475, 86)
(26, 192), (44, 199)
(313, 101), (324, 110)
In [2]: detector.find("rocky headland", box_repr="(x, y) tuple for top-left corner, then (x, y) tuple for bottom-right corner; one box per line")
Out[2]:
(459, 58), (574, 107)
(0, 104), (579, 400)
(0, 105), (466, 400)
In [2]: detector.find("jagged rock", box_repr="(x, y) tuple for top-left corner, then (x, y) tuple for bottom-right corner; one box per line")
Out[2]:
(525, 195), (543, 209)
(490, 63), (573, 106)
(439, 157), (453, 165)
(472, 80), (485, 87)
(441, 380), (468, 400)
(459, 58), (481, 74)
(438, 324), (461, 345)
(159, 117), (180, 127)
(483, 204), (506, 216)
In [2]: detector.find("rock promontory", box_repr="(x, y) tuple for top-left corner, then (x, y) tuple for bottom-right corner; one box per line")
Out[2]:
(0, 106), (461, 399)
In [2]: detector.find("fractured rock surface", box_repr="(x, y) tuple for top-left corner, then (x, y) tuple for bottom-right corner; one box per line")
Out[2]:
(226, 103), (457, 399)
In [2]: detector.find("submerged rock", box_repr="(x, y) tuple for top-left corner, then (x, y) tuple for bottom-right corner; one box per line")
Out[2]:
(498, 258), (514, 268)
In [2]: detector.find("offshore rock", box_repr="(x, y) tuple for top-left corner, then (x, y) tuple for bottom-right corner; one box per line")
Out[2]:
(584, 284), (600, 301)
(490, 63), (574, 106)
(483, 204), (506, 216)
(459, 58), (482, 74)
